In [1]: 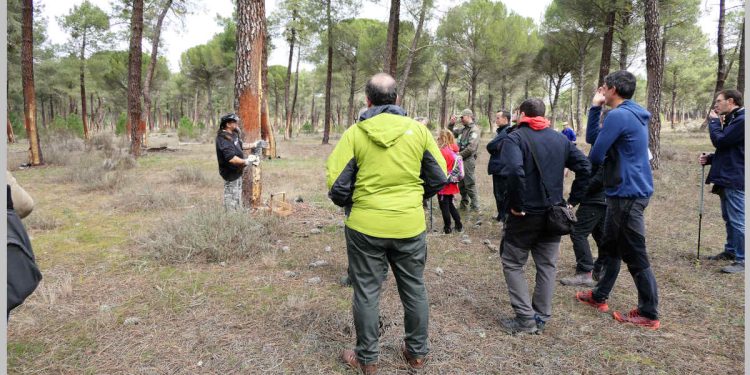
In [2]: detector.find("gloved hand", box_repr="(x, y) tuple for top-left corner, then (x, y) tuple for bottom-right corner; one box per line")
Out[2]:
(245, 155), (260, 166)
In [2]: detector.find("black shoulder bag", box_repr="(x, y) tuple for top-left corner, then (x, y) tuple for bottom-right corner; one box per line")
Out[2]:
(517, 128), (577, 236)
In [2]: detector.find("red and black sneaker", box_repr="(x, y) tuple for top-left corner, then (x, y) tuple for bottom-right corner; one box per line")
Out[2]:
(575, 290), (609, 313)
(613, 309), (660, 330)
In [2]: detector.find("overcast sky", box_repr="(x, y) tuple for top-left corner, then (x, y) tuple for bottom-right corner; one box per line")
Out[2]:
(40, 0), (733, 73)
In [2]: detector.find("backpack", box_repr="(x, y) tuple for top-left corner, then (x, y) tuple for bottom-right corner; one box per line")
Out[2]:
(448, 151), (465, 183)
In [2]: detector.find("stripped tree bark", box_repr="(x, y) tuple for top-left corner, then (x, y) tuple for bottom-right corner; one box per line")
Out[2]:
(235, 0), (267, 208)
(22, 0), (42, 165)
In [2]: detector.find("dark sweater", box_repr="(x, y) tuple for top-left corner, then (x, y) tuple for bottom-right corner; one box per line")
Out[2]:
(215, 130), (245, 182)
(499, 125), (591, 214)
(487, 125), (512, 175)
(705, 107), (744, 190)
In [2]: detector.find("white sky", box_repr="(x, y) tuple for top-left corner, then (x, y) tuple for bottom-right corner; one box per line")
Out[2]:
(40, 0), (734, 73)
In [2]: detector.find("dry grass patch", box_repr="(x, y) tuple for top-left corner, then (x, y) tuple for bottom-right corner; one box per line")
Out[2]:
(139, 205), (279, 263)
(172, 165), (212, 186)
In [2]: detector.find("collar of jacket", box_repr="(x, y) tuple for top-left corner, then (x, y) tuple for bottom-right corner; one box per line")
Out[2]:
(725, 107), (744, 124)
(518, 116), (550, 130)
(358, 104), (407, 122)
(496, 124), (509, 134)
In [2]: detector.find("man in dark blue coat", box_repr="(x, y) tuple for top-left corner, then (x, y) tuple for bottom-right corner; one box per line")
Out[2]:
(575, 70), (660, 330)
(700, 89), (745, 273)
(497, 98), (590, 334)
(486, 110), (513, 221)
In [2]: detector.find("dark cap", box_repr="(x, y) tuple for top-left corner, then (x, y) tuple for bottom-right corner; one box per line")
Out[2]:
(220, 113), (240, 128)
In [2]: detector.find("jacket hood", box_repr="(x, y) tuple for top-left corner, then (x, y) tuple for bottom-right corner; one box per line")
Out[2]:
(617, 100), (651, 126)
(358, 105), (412, 148)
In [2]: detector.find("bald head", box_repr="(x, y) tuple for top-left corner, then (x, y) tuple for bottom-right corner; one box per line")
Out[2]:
(365, 73), (398, 106)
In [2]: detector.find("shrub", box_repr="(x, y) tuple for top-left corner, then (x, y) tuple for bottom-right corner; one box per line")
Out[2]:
(300, 122), (313, 134)
(177, 117), (196, 141)
(58, 151), (134, 192)
(24, 213), (61, 231)
(139, 206), (276, 263)
(172, 166), (212, 186)
(38, 127), (85, 166)
(477, 118), (490, 131)
(115, 113), (127, 135)
(113, 187), (193, 213)
(51, 114), (84, 137)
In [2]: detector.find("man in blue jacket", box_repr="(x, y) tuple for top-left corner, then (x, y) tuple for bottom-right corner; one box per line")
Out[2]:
(700, 89), (745, 273)
(575, 70), (660, 330)
(498, 99), (590, 334)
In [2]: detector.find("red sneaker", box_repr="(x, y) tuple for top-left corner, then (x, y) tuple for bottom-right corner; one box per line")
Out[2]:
(575, 290), (609, 313)
(613, 309), (660, 330)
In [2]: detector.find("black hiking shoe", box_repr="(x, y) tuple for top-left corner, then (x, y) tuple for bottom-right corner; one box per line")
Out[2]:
(707, 251), (736, 261)
(499, 317), (538, 335)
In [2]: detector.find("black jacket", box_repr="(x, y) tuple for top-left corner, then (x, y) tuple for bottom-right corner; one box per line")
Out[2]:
(487, 125), (512, 175)
(215, 130), (245, 182)
(499, 125), (591, 214)
(7, 186), (42, 313)
(706, 107), (744, 190)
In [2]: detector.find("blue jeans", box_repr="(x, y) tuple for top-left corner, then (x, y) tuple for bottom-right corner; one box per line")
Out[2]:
(721, 188), (745, 263)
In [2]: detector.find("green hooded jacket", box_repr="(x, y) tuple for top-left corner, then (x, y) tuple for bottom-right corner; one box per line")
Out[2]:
(326, 107), (447, 238)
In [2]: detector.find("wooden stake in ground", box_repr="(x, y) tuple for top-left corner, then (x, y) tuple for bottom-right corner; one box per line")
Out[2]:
(235, 0), (267, 208)
(127, 0), (144, 157)
(22, 0), (42, 165)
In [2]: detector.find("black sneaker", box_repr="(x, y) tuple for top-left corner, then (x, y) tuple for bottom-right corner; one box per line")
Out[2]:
(444, 227), (452, 234)
(455, 224), (464, 233)
(707, 251), (736, 261)
(499, 317), (538, 335)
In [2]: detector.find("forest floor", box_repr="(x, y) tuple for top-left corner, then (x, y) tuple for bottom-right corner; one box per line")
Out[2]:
(6, 126), (744, 374)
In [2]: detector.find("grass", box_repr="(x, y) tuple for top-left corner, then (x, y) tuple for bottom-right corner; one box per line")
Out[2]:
(6, 128), (744, 374)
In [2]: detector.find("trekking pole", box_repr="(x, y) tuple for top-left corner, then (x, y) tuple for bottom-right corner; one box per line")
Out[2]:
(429, 197), (434, 231)
(697, 163), (705, 260)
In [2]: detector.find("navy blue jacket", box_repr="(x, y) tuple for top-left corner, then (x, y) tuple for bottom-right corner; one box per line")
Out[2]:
(487, 125), (512, 175)
(587, 101), (653, 198)
(499, 125), (591, 214)
(706, 107), (744, 190)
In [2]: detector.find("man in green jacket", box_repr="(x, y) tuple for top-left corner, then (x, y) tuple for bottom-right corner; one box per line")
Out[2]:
(327, 73), (447, 374)
(456, 108), (482, 211)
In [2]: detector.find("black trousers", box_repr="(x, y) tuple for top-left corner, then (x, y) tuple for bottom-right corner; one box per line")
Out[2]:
(438, 194), (462, 230)
(592, 197), (659, 320)
(492, 175), (508, 221)
(569, 204), (606, 273)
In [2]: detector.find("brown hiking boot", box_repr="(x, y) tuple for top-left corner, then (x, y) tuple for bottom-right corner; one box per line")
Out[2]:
(400, 341), (427, 369)
(560, 272), (595, 287)
(340, 349), (378, 374)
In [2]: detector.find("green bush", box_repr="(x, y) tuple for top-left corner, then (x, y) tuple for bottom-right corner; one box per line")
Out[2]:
(300, 122), (313, 134)
(116, 113), (127, 135)
(9, 112), (24, 139)
(51, 114), (84, 137)
(177, 117), (196, 141)
(478, 118), (490, 131)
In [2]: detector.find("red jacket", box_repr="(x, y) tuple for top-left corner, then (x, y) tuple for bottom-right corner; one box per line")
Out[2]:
(439, 144), (460, 195)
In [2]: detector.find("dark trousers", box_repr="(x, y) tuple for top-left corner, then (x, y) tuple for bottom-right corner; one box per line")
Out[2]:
(592, 197), (659, 320)
(345, 227), (430, 364)
(492, 175), (508, 221)
(438, 194), (462, 231)
(569, 204), (606, 273)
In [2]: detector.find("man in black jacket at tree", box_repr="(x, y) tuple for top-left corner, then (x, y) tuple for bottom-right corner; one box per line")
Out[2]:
(487, 110), (513, 221)
(497, 98), (591, 334)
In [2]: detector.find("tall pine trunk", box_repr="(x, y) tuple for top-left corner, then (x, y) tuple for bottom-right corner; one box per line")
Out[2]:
(143, 0), (172, 134)
(644, 0), (663, 169)
(701, 0), (726, 130)
(235, 0), (267, 207)
(323, 0), (333, 144)
(127, 0), (144, 157)
(290, 43), (301, 135)
(598, 10), (616, 87)
(79, 35), (90, 140)
(384, 0), (400, 77)
(738, 20), (745, 93)
(22, 0), (42, 165)
(284, 9), (297, 140)
(438, 65), (449, 128)
(347, 51), (358, 127)
(397, 0), (428, 101)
